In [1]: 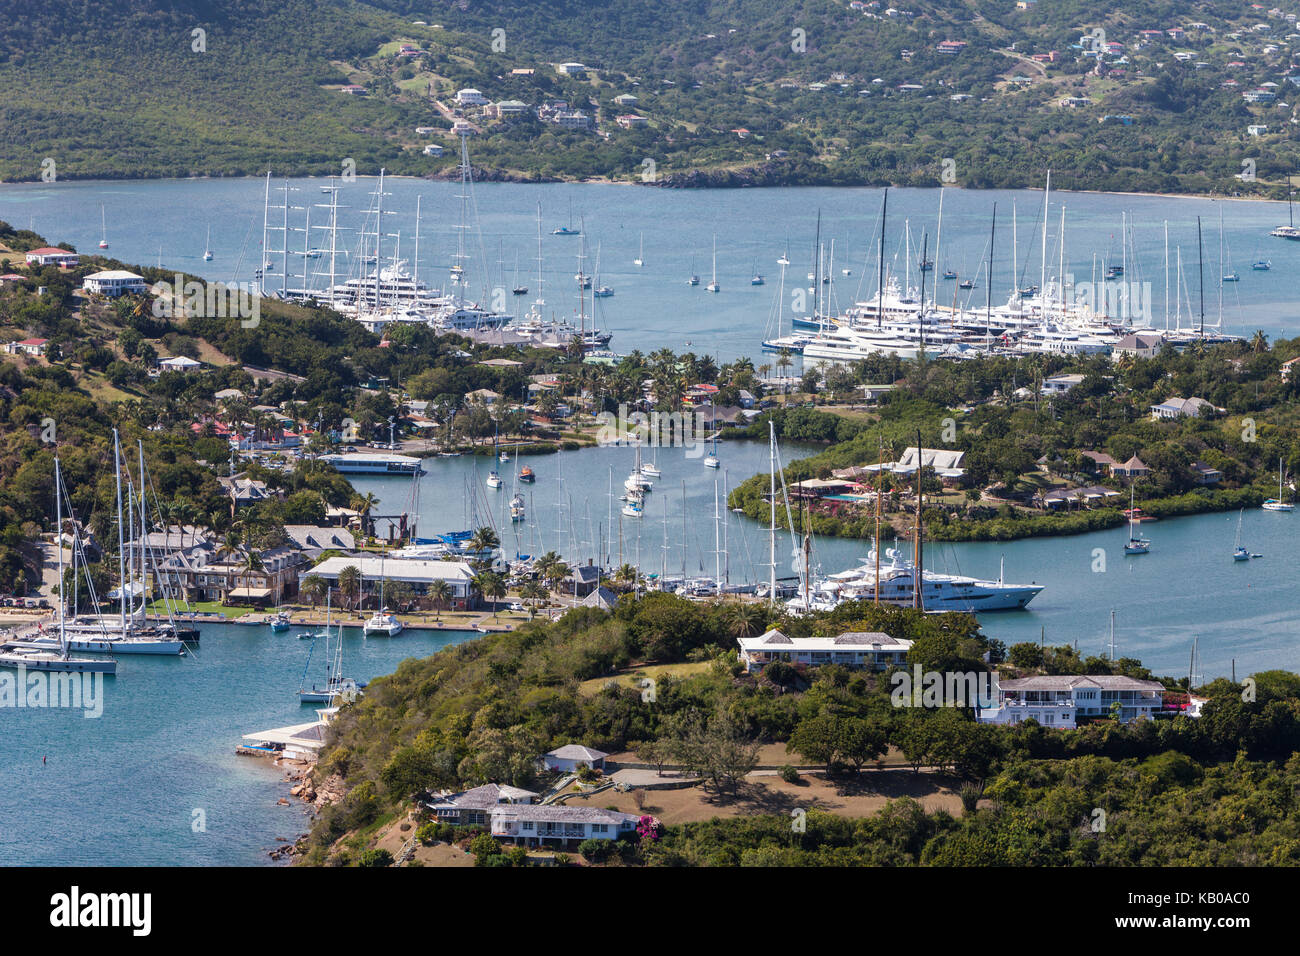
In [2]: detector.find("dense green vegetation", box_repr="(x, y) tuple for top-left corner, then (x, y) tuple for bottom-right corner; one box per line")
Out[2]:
(730, 339), (1300, 541)
(2, 0), (1299, 192)
(297, 587), (1300, 866)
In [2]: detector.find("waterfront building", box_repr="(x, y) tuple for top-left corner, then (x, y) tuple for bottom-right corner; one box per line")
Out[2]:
(303, 556), (478, 608)
(978, 675), (1166, 729)
(736, 629), (912, 674)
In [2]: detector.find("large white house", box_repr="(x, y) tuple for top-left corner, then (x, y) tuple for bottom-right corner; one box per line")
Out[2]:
(83, 269), (147, 296)
(455, 88), (489, 105)
(24, 247), (79, 268)
(978, 674), (1165, 729)
(737, 629), (912, 674)
(489, 805), (639, 845)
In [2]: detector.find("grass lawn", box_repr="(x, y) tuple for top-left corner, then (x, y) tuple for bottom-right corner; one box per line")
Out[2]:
(578, 660), (714, 696)
(148, 599), (256, 618)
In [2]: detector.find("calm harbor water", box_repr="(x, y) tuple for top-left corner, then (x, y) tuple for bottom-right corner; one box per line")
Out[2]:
(354, 439), (1300, 686)
(3, 178), (1300, 360)
(3, 177), (1300, 865)
(0, 623), (477, 866)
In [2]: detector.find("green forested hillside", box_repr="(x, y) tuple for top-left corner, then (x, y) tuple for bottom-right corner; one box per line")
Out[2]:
(1, 0), (1298, 192)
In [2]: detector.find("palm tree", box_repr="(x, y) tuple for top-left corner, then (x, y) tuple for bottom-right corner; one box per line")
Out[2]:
(472, 570), (506, 619)
(240, 549), (266, 606)
(727, 603), (764, 639)
(215, 531), (243, 604)
(520, 580), (547, 607)
(468, 525), (500, 556)
(300, 574), (327, 608)
(613, 563), (638, 592)
(532, 550), (561, 586)
(428, 580), (453, 621)
(337, 564), (362, 611)
(353, 492), (379, 539)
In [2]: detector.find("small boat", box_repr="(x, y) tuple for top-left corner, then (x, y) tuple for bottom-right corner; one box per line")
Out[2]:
(553, 201), (580, 236)
(942, 270), (957, 280)
(363, 608), (403, 637)
(688, 274), (700, 286)
(920, 258), (934, 273)
(1223, 272), (1240, 282)
(751, 273), (765, 286)
(98, 203), (109, 249)
(1231, 508), (1252, 560)
(594, 285), (614, 297)
(500, 451), (510, 462)
(269, 610), (291, 633)
(1263, 457), (1293, 511)
(1124, 488), (1150, 554)
(634, 232), (644, 267)
(510, 493), (526, 522)
(575, 272), (592, 289)
(706, 235), (720, 292)
(203, 225), (213, 261)
(1252, 260), (1272, 271)
(622, 501), (643, 518)
(486, 471), (503, 489)
(958, 278), (974, 289)
(519, 466), (535, 483)
(513, 285), (529, 295)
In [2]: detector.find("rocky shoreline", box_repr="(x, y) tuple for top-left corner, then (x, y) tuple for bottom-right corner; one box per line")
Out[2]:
(265, 757), (345, 862)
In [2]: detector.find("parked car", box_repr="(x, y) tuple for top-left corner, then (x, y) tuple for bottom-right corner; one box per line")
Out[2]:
(508, 601), (525, 612)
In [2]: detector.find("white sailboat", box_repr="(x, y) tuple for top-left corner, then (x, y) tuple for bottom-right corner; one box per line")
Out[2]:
(0, 458), (117, 674)
(299, 599), (364, 703)
(363, 556), (404, 636)
(1263, 456), (1293, 511)
(98, 203), (109, 249)
(203, 225), (213, 261)
(703, 413), (720, 469)
(706, 235), (720, 293)
(1124, 487), (1150, 554)
(1232, 509), (1255, 560)
(634, 232), (644, 267)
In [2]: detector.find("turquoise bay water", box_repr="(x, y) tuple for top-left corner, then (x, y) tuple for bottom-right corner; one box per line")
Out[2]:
(3, 178), (1300, 864)
(353, 439), (1300, 686)
(4, 178), (1300, 361)
(0, 624), (477, 866)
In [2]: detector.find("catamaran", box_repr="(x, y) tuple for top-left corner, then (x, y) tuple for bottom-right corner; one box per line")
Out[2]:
(363, 557), (404, 636)
(363, 607), (403, 637)
(1263, 456), (1293, 511)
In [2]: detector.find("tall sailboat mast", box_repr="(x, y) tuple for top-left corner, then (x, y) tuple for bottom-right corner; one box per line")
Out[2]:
(877, 190), (887, 328)
(113, 429), (127, 634)
(768, 421), (777, 607)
